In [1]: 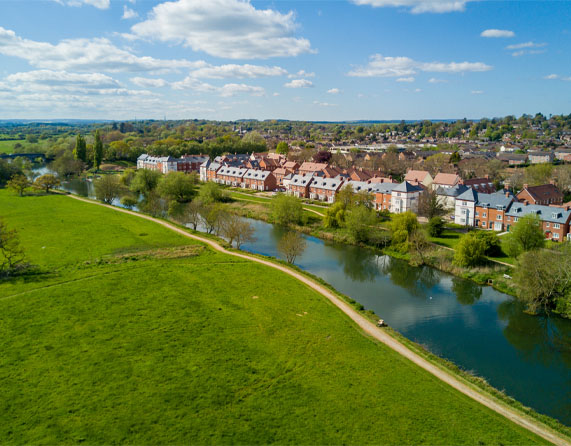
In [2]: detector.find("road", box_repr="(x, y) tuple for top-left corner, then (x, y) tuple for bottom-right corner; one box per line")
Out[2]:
(68, 194), (569, 446)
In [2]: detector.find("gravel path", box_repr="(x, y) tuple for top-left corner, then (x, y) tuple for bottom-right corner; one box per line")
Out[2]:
(68, 194), (569, 446)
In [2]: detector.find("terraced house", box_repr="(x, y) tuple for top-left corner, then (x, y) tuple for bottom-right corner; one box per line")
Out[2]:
(506, 203), (571, 241)
(242, 169), (277, 191)
(216, 166), (247, 187)
(309, 177), (344, 203)
(287, 174), (313, 198)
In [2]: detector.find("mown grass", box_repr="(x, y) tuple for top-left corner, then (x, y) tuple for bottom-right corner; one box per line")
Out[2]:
(0, 191), (556, 444)
(0, 139), (25, 154)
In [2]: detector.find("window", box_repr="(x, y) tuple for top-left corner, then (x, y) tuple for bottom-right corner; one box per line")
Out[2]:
(554, 223), (560, 229)
(475, 211), (479, 217)
(514, 217), (519, 222)
(462, 201), (467, 206)
(546, 223), (550, 228)
(483, 212), (487, 218)
(497, 214), (502, 220)
(554, 233), (559, 239)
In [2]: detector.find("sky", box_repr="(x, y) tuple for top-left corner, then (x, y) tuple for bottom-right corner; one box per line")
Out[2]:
(0, 0), (570, 121)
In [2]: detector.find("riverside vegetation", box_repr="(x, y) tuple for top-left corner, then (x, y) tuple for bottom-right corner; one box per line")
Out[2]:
(0, 189), (560, 444)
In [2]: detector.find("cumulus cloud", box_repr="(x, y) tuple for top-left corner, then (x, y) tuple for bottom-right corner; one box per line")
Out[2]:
(188, 64), (287, 79)
(130, 77), (168, 88)
(327, 88), (341, 94)
(288, 70), (315, 78)
(284, 79), (314, 88)
(544, 74), (571, 81)
(172, 77), (265, 97)
(351, 0), (472, 13)
(53, 0), (110, 9)
(396, 76), (415, 82)
(348, 54), (492, 77)
(122, 6), (139, 19)
(129, 0), (313, 59)
(0, 27), (201, 73)
(480, 29), (515, 38)
(428, 77), (448, 83)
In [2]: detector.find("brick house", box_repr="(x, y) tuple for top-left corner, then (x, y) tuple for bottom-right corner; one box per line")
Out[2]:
(216, 166), (247, 187)
(461, 176), (496, 194)
(177, 155), (209, 173)
(309, 177), (344, 203)
(206, 162), (223, 182)
(497, 153), (528, 165)
(299, 162), (328, 175)
(283, 161), (300, 171)
(528, 151), (554, 164)
(473, 191), (515, 231)
(287, 174), (314, 198)
(516, 183), (563, 206)
(432, 173), (461, 190)
(372, 182), (398, 211)
(506, 203), (571, 241)
(243, 169), (277, 191)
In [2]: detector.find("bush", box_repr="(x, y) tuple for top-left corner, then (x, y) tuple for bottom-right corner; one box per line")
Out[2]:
(453, 232), (487, 267)
(427, 216), (445, 237)
(473, 231), (502, 257)
(503, 214), (545, 258)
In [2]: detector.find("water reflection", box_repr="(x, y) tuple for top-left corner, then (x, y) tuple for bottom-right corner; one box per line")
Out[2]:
(452, 277), (483, 306)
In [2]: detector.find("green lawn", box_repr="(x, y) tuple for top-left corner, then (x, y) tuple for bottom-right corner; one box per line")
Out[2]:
(0, 191), (551, 444)
(0, 139), (25, 154)
(429, 229), (462, 249)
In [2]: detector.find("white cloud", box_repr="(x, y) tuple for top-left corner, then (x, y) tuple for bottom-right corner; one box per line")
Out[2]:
(480, 29), (515, 38)
(396, 76), (415, 82)
(313, 101), (336, 107)
(0, 27), (201, 73)
(471, 90), (484, 94)
(351, 0), (472, 13)
(288, 70), (315, 78)
(545, 74), (559, 80)
(130, 0), (313, 59)
(544, 74), (571, 81)
(130, 77), (167, 88)
(171, 77), (265, 97)
(327, 88), (341, 94)
(122, 5), (139, 19)
(348, 54), (492, 77)
(4, 70), (122, 93)
(506, 41), (546, 50)
(53, 0), (110, 9)
(187, 64), (287, 79)
(284, 79), (314, 88)
(414, 88), (422, 92)
(428, 77), (448, 83)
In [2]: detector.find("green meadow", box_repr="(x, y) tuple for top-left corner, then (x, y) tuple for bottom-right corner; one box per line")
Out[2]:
(0, 190), (550, 444)
(0, 139), (26, 154)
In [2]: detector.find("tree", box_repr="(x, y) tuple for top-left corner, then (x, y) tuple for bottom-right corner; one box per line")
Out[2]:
(94, 175), (124, 204)
(313, 150), (332, 163)
(199, 203), (224, 234)
(157, 172), (196, 203)
(427, 216), (445, 237)
(345, 205), (376, 243)
(220, 214), (255, 249)
(7, 174), (30, 197)
(417, 189), (447, 219)
(199, 181), (227, 205)
(503, 214), (545, 257)
(514, 244), (571, 315)
(50, 154), (84, 178)
(0, 218), (26, 276)
(453, 232), (487, 267)
(34, 174), (60, 193)
(130, 169), (162, 197)
(73, 134), (87, 163)
(449, 151), (461, 164)
(182, 200), (202, 230)
(391, 211), (420, 253)
(271, 194), (303, 226)
(275, 141), (289, 156)
(93, 129), (104, 170)
(323, 201), (346, 228)
(408, 228), (430, 266)
(278, 231), (307, 264)
(0, 160), (22, 187)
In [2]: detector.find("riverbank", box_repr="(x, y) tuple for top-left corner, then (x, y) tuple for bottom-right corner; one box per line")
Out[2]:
(2, 189), (566, 444)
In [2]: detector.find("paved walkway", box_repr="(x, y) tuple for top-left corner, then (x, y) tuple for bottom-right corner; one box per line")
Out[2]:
(68, 194), (569, 446)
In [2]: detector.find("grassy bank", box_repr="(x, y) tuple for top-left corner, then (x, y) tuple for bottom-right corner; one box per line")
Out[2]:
(0, 189), (556, 444)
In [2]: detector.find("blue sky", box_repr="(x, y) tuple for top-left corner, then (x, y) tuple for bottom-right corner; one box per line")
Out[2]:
(0, 0), (569, 120)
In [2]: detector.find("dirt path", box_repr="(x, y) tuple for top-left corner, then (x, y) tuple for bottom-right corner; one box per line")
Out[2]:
(68, 195), (568, 446)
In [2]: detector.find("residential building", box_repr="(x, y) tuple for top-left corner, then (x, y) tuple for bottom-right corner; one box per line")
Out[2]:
(373, 182), (398, 211)
(473, 191), (515, 231)
(528, 151), (554, 164)
(299, 162), (329, 175)
(404, 170), (433, 188)
(516, 183), (563, 206)
(391, 181), (423, 214)
(461, 176), (496, 194)
(287, 174), (313, 198)
(497, 153), (528, 165)
(216, 166), (247, 187)
(506, 203), (571, 241)
(432, 173), (461, 190)
(435, 184), (469, 210)
(206, 162), (223, 182)
(309, 176), (344, 203)
(455, 188), (477, 226)
(243, 169), (277, 191)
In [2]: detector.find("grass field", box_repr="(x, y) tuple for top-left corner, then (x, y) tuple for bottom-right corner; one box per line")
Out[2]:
(0, 190), (551, 444)
(0, 139), (25, 154)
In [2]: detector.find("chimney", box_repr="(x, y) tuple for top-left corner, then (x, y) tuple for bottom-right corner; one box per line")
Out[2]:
(523, 184), (528, 190)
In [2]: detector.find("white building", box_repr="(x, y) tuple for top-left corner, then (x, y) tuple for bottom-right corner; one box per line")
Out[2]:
(390, 181), (423, 214)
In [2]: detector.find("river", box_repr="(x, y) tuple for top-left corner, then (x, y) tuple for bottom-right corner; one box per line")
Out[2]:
(48, 173), (571, 425)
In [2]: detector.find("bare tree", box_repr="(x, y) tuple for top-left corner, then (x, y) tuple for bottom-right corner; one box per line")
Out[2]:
(278, 231), (307, 264)
(220, 214), (255, 249)
(183, 200), (202, 230)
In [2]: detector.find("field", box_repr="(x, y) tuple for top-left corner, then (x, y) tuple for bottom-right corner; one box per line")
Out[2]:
(0, 139), (25, 154)
(0, 190), (551, 444)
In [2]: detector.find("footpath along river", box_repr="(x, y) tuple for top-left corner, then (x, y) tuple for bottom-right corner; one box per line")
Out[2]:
(51, 174), (571, 425)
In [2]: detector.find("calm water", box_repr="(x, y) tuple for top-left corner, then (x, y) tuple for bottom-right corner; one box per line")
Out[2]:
(51, 174), (571, 425)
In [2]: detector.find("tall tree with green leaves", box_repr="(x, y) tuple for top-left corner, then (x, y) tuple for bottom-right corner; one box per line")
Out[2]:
(504, 214), (545, 257)
(93, 130), (103, 170)
(73, 134), (87, 163)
